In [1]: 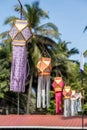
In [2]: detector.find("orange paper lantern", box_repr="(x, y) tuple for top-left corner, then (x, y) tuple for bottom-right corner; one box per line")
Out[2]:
(37, 57), (52, 76)
(63, 86), (72, 98)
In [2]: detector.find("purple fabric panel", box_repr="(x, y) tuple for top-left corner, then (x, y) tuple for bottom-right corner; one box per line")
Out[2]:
(22, 27), (32, 41)
(10, 45), (27, 92)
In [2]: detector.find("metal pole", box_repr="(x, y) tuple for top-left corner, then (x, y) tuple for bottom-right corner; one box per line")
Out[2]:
(81, 74), (84, 129)
(17, 0), (23, 114)
(17, 92), (19, 114)
(18, 0), (22, 20)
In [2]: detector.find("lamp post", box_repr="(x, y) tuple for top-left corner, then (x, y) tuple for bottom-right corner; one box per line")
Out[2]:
(80, 52), (84, 129)
(17, 0), (23, 115)
(9, 0), (32, 115)
(81, 86), (84, 129)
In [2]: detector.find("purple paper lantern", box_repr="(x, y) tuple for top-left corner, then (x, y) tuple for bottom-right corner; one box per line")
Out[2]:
(9, 20), (32, 92)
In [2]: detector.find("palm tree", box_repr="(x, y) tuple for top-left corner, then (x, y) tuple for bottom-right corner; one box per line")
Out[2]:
(51, 40), (79, 82)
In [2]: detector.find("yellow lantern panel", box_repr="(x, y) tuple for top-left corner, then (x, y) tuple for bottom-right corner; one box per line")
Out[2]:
(15, 20), (28, 31)
(54, 85), (62, 92)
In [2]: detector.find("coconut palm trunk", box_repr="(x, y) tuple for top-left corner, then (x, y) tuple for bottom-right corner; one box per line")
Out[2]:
(26, 73), (33, 114)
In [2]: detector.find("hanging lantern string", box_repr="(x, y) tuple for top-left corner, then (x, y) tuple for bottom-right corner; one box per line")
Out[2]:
(18, 0), (23, 20)
(51, 46), (62, 76)
(42, 49), (51, 58)
(17, 0), (23, 115)
(41, 43), (51, 58)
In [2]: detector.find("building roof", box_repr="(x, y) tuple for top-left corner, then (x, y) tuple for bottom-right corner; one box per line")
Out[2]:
(0, 114), (86, 129)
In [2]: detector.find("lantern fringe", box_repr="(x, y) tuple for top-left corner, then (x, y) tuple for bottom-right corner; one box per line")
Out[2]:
(37, 76), (51, 108)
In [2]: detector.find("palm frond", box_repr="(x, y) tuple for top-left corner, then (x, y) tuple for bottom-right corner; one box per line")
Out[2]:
(35, 22), (59, 39)
(31, 1), (49, 18)
(68, 48), (79, 56)
(83, 50), (87, 57)
(14, 4), (28, 20)
(4, 16), (18, 26)
(24, 2), (49, 28)
(83, 26), (87, 33)
(0, 31), (9, 39)
(35, 35), (58, 47)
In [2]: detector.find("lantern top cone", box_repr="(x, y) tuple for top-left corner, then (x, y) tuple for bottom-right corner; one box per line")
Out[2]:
(9, 20), (32, 46)
(54, 77), (64, 87)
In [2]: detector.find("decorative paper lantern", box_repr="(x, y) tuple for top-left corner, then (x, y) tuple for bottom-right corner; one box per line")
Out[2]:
(37, 57), (52, 108)
(37, 57), (52, 76)
(9, 20), (32, 92)
(52, 81), (60, 92)
(52, 77), (64, 114)
(63, 86), (72, 98)
(63, 86), (72, 117)
(54, 77), (64, 87)
(52, 77), (64, 92)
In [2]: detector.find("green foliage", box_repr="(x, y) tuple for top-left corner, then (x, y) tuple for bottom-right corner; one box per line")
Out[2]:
(0, 45), (11, 99)
(83, 102), (87, 114)
(47, 91), (56, 114)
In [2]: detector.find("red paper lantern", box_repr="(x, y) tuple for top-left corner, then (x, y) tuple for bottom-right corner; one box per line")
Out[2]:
(52, 77), (64, 92)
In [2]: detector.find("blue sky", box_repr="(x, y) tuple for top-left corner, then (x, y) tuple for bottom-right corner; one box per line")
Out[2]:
(0, 0), (87, 61)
